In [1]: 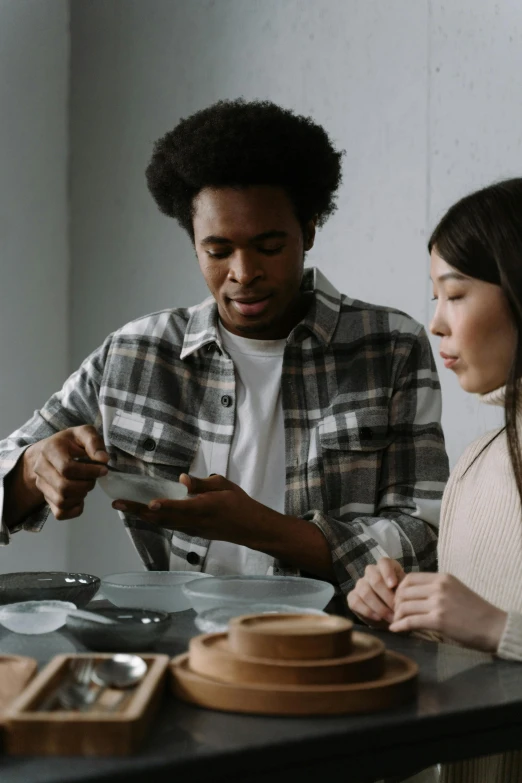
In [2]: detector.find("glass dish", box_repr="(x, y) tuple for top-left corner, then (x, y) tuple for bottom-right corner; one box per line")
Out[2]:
(194, 604), (327, 634)
(182, 575), (335, 615)
(0, 600), (76, 634)
(0, 571), (100, 608)
(101, 571), (214, 613)
(99, 472), (188, 505)
(66, 607), (170, 651)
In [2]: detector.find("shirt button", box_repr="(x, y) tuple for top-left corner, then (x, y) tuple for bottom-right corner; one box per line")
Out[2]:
(221, 395), (232, 408)
(187, 552), (200, 565)
(142, 437), (156, 451)
(361, 427), (373, 440)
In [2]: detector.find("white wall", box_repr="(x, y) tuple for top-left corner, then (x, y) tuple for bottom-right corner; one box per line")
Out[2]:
(0, 0), (70, 573)
(5, 0), (515, 575)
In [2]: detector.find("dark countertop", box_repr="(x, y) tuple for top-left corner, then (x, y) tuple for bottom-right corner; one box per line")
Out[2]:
(1, 605), (521, 783)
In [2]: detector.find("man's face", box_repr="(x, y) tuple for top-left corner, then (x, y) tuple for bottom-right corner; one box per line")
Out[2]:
(192, 185), (315, 339)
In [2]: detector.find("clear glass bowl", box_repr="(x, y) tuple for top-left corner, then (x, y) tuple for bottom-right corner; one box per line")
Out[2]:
(0, 600), (76, 634)
(99, 473), (188, 505)
(194, 604), (327, 634)
(182, 575), (335, 615)
(101, 571), (214, 613)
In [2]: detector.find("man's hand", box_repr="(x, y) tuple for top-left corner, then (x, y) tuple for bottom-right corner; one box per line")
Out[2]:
(112, 473), (337, 581)
(112, 473), (273, 546)
(347, 558), (406, 627)
(22, 425), (109, 521)
(390, 573), (508, 652)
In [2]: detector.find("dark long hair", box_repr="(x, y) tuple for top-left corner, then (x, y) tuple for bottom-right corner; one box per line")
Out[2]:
(429, 178), (522, 506)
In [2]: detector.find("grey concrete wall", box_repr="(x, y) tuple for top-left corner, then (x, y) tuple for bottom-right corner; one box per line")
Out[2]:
(6, 0), (515, 576)
(0, 0), (69, 573)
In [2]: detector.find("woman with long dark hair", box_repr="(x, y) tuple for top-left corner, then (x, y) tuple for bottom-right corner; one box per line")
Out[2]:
(348, 178), (522, 781)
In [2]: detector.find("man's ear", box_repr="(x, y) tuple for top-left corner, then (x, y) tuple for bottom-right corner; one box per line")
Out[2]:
(304, 218), (317, 251)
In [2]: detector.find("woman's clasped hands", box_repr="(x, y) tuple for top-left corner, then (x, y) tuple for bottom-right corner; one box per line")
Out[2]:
(347, 557), (508, 653)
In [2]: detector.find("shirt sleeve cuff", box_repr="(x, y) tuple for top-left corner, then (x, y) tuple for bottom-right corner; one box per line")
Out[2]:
(302, 509), (366, 594)
(497, 611), (522, 661)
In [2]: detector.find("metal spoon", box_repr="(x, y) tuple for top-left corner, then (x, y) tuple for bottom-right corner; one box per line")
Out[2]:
(90, 654), (147, 711)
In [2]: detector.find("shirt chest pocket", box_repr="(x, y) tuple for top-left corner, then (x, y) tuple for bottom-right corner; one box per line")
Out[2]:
(318, 406), (391, 453)
(108, 411), (199, 479)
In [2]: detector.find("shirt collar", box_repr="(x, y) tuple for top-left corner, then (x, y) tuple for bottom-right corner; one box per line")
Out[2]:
(180, 266), (342, 359)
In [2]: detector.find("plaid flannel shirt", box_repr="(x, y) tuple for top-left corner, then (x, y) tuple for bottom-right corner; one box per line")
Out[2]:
(0, 268), (449, 593)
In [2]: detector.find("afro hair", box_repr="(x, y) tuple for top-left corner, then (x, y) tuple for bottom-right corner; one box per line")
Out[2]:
(146, 99), (344, 239)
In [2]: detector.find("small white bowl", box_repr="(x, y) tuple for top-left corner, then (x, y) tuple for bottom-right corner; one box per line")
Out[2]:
(0, 600), (76, 634)
(101, 571), (213, 613)
(99, 472), (188, 505)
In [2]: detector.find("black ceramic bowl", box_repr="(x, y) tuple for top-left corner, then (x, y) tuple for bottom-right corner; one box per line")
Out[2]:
(65, 607), (170, 652)
(0, 572), (100, 608)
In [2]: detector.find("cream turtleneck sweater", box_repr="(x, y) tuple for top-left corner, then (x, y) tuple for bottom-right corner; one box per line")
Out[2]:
(437, 385), (522, 782)
(439, 385), (522, 661)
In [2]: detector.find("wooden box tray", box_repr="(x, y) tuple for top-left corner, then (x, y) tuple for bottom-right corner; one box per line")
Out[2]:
(4, 653), (169, 756)
(0, 655), (38, 751)
(171, 650), (418, 716)
(189, 631), (385, 686)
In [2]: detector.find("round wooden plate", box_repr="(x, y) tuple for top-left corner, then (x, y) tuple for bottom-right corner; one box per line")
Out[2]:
(189, 631), (385, 686)
(171, 650), (418, 716)
(228, 613), (353, 660)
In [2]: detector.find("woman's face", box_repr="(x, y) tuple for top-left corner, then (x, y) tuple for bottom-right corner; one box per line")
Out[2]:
(430, 249), (517, 394)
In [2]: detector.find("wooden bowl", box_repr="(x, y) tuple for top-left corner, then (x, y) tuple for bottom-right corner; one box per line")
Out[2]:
(189, 630), (385, 686)
(228, 613), (353, 660)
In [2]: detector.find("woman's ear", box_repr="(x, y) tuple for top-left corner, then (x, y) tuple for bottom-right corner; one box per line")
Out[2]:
(304, 218), (317, 251)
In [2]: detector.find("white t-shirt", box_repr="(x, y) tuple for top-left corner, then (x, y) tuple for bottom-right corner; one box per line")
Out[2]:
(190, 325), (286, 575)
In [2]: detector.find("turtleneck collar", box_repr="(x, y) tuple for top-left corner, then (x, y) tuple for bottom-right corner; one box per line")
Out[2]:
(478, 385), (506, 407)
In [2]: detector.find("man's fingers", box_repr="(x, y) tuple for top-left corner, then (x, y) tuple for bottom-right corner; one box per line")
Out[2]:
(36, 455), (98, 495)
(49, 499), (85, 521)
(180, 473), (229, 494)
(72, 425), (108, 462)
(61, 460), (108, 481)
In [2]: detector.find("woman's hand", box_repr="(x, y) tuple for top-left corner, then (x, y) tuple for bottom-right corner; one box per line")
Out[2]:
(347, 558), (406, 627)
(390, 573), (508, 652)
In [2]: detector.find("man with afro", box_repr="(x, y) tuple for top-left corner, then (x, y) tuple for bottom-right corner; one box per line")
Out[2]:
(0, 99), (448, 596)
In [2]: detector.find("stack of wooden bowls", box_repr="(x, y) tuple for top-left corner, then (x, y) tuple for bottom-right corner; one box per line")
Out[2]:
(171, 613), (418, 716)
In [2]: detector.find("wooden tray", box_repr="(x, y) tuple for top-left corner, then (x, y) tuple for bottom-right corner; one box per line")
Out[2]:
(189, 631), (385, 686)
(228, 614), (353, 660)
(171, 650), (418, 716)
(0, 655), (38, 751)
(0, 655), (38, 719)
(5, 653), (169, 756)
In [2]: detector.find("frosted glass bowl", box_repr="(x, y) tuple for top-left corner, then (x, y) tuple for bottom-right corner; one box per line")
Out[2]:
(194, 604), (327, 634)
(101, 571), (214, 613)
(99, 473), (188, 505)
(182, 575), (335, 615)
(0, 600), (76, 634)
